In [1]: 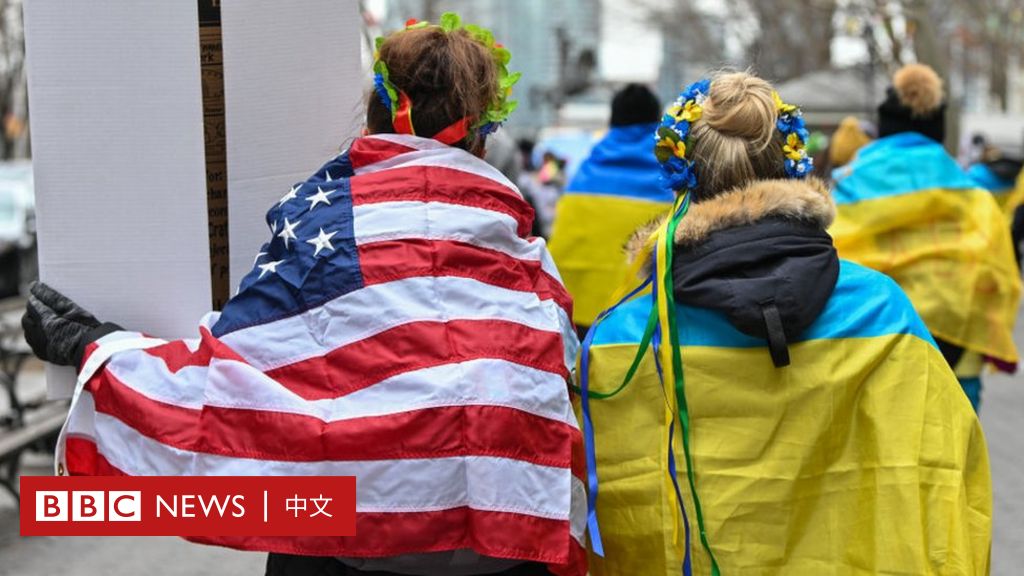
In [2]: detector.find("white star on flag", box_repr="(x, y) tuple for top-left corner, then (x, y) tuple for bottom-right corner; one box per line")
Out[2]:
(279, 184), (300, 206)
(305, 187), (335, 211)
(257, 259), (285, 279)
(277, 217), (301, 249)
(306, 227), (338, 257)
(270, 220), (279, 234)
(324, 170), (334, 182)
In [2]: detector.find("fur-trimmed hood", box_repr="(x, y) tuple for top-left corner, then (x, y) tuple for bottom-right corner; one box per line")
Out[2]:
(627, 178), (835, 262)
(674, 178), (835, 246)
(628, 178), (840, 368)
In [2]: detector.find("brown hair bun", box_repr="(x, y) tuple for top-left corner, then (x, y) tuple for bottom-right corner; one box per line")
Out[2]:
(893, 64), (944, 117)
(368, 26), (499, 150)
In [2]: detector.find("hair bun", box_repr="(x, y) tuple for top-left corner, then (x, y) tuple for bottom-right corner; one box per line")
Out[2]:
(701, 72), (777, 149)
(893, 63), (943, 117)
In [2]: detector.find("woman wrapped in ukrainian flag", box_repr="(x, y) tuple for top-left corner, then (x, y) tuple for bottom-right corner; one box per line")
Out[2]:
(580, 72), (990, 575)
(548, 84), (674, 335)
(830, 64), (1021, 411)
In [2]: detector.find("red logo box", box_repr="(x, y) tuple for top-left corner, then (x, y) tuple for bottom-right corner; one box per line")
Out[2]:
(20, 476), (356, 537)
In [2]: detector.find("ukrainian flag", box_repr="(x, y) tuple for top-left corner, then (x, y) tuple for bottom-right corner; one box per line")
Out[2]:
(831, 132), (1021, 366)
(548, 124), (674, 327)
(583, 261), (990, 575)
(967, 161), (1024, 222)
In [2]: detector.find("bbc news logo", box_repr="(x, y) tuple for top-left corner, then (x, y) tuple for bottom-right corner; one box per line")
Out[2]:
(21, 476), (356, 537)
(36, 490), (141, 522)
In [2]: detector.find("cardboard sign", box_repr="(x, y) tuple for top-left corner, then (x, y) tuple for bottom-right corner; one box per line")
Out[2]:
(24, 1), (363, 397)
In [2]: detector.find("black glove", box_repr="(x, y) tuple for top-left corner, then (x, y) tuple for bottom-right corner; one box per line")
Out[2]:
(22, 282), (121, 368)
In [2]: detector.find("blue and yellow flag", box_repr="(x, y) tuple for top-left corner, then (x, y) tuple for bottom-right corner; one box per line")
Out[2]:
(967, 161), (1024, 222)
(580, 212), (990, 574)
(831, 132), (1021, 365)
(548, 124), (674, 326)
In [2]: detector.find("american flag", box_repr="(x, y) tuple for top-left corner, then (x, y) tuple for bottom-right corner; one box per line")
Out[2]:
(56, 134), (587, 574)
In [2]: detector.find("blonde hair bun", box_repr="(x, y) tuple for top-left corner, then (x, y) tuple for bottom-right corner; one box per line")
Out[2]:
(893, 63), (944, 117)
(702, 72), (778, 150)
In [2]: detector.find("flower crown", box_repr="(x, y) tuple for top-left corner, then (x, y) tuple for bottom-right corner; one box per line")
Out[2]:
(654, 78), (813, 193)
(372, 12), (521, 144)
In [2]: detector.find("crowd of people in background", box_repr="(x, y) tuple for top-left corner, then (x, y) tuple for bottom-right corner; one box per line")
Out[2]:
(510, 65), (1024, 415)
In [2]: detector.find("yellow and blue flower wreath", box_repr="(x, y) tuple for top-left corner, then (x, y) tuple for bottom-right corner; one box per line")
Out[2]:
(655, 78), (813, 193)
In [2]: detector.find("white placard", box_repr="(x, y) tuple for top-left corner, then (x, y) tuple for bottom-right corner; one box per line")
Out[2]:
(24, 1), (211, 397)
(221, 0), (364, 288)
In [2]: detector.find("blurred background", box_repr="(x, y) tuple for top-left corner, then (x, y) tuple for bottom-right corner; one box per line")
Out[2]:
(0, 1), (1023, 574)
(362, 0), (1024, 155)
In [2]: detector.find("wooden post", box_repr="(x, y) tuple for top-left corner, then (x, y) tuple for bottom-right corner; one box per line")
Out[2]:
(199, 0), (230, 309)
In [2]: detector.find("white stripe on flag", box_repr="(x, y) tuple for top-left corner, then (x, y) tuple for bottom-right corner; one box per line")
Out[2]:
(353, 142), (519, 195)
(206, 357), (578, 426)
(102, 349), (207, 410)
(101, 353), (577, 428)
(569, 471), (586, 544)
(87, 410), (572, 519)
(363, 133), (449, 152)
(219, 275), (567, 372)
(352, 201), (563, 281)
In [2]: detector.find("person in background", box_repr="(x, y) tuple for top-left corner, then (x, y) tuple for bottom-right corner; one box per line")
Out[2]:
(966, 143), (1024, 267)
(511, 138), (546, 237)
(966, 141), (1024, 218)
(538, 151), (567, 189)
(830, 63), (1021, 411)
(581, 71), (990, 574)
(828, 115), (872, 169)
(547, 84), (671, 336)
(22, 14), (585, 576)
(812, 116), (873, 179)
(526, 151), (567, 237)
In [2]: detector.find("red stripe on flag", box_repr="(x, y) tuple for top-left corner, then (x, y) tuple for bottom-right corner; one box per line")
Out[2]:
(351, 165), (534, 237)
(569, 426), (585, 482)
(188, 507), (575, 566)
(347, 137), (418, 169)
(359, 239), (572, 317)
(138, 332), (244, 373)
(549, 539), (589, 576)
(66, 436), (127, 476)
(87, 372), (198, 445)
(79, 341), (102, 372)
(200, 405), (576, 467)
(86, 371), (576, 467)
(265, 318), (567, 400)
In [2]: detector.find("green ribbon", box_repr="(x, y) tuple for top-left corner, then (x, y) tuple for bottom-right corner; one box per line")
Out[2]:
(570, 303), (657, 400)
(663, 195), (721, 575)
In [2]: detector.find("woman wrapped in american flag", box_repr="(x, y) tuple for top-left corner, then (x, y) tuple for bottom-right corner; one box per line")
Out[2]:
(22, 13), (585, 576)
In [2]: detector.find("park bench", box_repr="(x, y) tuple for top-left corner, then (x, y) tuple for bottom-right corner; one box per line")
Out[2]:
(0, 298), (67, 503)
(0, 402), (66, 502)
(0, 309), (32, 429)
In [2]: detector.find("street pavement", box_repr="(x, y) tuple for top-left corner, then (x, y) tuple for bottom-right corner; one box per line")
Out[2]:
(981, 338), (1024, 575)
(1, 319), (1023, 575)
